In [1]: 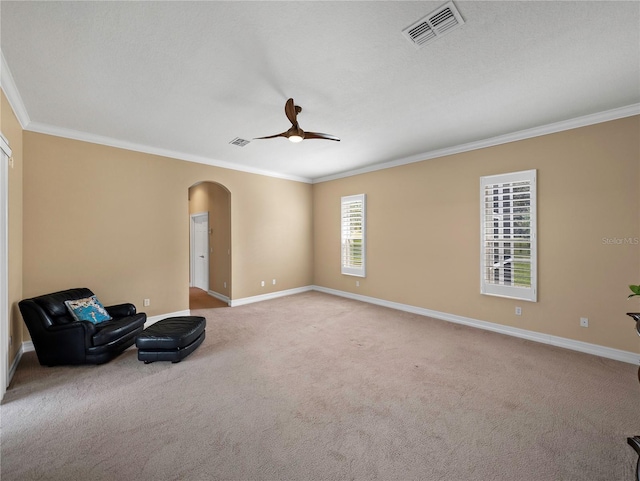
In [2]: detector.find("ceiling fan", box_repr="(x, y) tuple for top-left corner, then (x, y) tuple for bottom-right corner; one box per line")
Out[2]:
(255, 98), (340, 143)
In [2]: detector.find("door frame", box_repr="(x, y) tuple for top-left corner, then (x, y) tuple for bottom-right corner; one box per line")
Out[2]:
(1, 133), (12, 399)
(189, 212), (209, 290)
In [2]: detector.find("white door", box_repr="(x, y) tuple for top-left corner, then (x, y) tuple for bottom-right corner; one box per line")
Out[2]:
(191, 214), (209, 291)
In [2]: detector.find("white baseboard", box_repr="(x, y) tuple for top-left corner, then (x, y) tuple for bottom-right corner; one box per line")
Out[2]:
(207, 290), (230, 305)
(145, 309), (191, 327)
(8, 349), (22, 387)
(9, 309), (191, 385)
(230, 286), (314, 307)
(1, 306), (201, 402)
(8, 341), (33, 383)
(13, 290), (639, 386)
(312, 285), (640, 366)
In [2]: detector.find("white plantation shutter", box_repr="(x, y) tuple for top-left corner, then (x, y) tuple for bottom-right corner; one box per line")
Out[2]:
(480, 170), (537, 301)
(341, 194), (366, 277)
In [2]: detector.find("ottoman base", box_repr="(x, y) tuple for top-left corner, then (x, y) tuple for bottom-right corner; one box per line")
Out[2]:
(136, 316), (206, 363)
(138, 330), (205, 363)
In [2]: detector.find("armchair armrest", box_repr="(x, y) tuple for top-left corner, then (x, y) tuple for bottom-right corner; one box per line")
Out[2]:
(47, 320), (96, 347)
(29, 320), (98, 364)
(105, 303), (137, 318)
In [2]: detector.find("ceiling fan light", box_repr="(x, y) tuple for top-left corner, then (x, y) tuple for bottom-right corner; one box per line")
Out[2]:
(289, 135), (303, 143)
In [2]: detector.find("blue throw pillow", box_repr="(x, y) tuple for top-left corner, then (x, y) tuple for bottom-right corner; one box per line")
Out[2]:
(65, 296), (112, 324)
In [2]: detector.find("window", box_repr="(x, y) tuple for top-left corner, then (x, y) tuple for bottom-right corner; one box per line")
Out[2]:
(480, 170), (537, 301)
(341, 194), (366, 277)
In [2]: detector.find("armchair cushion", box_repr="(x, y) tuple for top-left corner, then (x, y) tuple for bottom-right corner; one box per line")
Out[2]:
(105, 303), (137, 318)
(34, 287), (95, 325)
(92, 314), (146, 346)
(65, 295), (112, 324)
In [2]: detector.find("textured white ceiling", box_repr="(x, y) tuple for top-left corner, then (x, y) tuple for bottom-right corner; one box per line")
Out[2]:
(1, 1), (639, 182)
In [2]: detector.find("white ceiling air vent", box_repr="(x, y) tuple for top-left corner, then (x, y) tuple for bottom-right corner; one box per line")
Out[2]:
(229, 137), (250, 147)
(402, 1), (465, 49)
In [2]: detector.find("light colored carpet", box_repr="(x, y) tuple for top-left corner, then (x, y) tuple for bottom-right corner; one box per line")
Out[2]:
(1, 291), (638, 480)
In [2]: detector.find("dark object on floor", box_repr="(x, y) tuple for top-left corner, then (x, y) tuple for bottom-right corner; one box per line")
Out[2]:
(136, 316), (206, 363)
(628, 436), (640, 481)
(19, 288), (147, 366)
(627, 313), (640, 336)
(626, 313), (640, 383)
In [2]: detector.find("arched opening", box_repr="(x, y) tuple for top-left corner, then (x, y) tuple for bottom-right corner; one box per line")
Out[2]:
(188, 181), (231, 309)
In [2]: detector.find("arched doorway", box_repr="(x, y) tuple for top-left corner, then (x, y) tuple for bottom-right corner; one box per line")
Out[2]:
(188, 181), (231, 309)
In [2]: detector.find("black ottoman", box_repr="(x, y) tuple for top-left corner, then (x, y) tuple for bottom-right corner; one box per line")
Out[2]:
(136, 316), (206, 363)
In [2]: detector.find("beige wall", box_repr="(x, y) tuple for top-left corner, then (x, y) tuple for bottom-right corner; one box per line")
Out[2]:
(23, 132), (313, 319)
(209, 183), (232, 297)
(189, 182), (231, 297)
(10, 109), (640, 358)
(314, 116), (640, 354)
(1, 90), (24, 367)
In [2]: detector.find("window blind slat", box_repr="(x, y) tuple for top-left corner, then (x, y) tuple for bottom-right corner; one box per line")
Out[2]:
(480, 170), (537, 302)
(341, 194), (366, 277)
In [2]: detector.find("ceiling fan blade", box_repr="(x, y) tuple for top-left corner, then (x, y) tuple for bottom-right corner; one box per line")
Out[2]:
(255, 125), (304, 141)
(285, 98), (298, 126)
(254, 132), (287, 140)
(304, 131), (341, 142)
(255, 100), (339, 142)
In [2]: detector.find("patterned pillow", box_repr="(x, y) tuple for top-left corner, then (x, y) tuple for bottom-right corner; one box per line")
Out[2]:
(65, 296), (112, 324)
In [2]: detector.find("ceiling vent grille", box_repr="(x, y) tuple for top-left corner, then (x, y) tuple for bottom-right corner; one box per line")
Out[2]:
(402, 1), (464, 49)
(229, 137), (250, 147)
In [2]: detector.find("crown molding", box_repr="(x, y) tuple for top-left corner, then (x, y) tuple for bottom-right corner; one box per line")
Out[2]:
(1, 49), (311, 183)
(25, 121), (312, 184)
(312, 103), (640, 184)
(3, 45), (637, 185)
(0, 51), (30, 129)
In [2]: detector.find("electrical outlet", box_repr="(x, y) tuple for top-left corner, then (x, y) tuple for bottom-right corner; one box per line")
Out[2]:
(515, 306), (522, 316)
(224, 282), (227, 288)
(143, 299), (150, 307)
(580, 317), (589, 327)
(356, 281), (360, 287)
(272, 279), (276, 285)
(261, 281), (265, 287)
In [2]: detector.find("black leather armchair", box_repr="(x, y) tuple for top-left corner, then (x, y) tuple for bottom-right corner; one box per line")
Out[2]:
(19, 288), (146, 366)
(629, 436), (640, 481)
